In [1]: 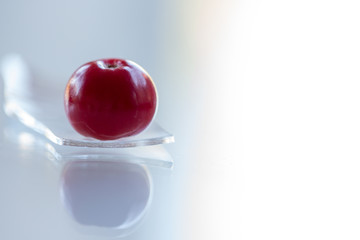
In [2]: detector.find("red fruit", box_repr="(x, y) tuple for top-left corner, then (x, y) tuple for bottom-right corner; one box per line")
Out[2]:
(64, 58), (157, 140)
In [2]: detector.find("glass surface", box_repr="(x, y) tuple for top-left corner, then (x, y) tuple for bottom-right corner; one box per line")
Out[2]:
(1, 54), (175, 149)
(4, 117), (174, 168)
(4, 118), (174, 168)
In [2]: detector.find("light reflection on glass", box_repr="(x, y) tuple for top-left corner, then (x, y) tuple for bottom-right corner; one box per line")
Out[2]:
(18, 132), (36, 150)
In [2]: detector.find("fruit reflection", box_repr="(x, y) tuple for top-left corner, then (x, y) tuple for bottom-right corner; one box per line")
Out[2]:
(60, 160), (152, 231)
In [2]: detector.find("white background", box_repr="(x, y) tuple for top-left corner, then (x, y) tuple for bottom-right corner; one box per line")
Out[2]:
(1, 0), (360, 239)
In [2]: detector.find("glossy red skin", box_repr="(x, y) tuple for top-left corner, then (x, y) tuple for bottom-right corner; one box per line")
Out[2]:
(64, 59), (157, 140)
